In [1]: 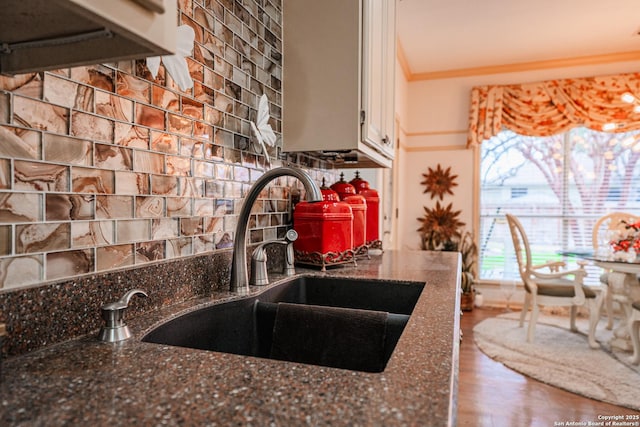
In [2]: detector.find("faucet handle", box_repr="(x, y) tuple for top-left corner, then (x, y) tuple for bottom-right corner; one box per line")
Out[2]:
(284, 229), (298, 243)
(282, 229), (298, 276)
(250, 230), (299, 286)
(99, 289), (148, 342)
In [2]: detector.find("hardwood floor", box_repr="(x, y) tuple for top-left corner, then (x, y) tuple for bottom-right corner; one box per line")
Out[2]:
(456, 307), (640, 427)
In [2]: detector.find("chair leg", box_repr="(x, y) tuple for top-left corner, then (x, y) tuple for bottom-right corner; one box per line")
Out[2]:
(527, 303), (539, 343)
(586, 300), (601, 349)
(630, 312), (640, 365)
(519, 294), (530, 327)
(569, 305), (577, 332)
(605, 286), (614, 330)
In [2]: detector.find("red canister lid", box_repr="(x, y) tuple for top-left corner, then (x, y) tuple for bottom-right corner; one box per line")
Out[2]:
(330, 172), (357, 200)
(349, 171), (370, 192)
(350, 172), (379, 200)
(320, 177), (341, 202)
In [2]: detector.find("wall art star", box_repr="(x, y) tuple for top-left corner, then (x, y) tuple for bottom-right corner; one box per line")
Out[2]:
(420, 164), (458, 200)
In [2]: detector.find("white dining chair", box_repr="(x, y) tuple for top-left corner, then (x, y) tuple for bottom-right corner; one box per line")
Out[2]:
(506, 214), (603, 348)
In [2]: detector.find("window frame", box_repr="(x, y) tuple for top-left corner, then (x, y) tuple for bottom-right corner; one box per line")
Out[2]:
(476, 127), (640, 285)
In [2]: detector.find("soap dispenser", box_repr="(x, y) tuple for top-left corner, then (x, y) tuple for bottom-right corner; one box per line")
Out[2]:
(98, 289), (148, 342)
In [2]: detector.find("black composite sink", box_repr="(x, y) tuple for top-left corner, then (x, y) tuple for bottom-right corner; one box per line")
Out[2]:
(260, 276), (424, 315)
(142, 276), (424, 372)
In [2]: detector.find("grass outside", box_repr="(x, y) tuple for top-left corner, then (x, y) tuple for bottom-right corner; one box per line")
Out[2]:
(481, 251), (568, 278)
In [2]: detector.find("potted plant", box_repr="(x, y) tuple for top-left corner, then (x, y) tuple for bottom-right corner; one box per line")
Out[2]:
(417, 202), (478, 310)
(452, 231), (478, 310)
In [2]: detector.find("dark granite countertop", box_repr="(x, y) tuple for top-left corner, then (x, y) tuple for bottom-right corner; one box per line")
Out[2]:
(0, 250), (461, 427)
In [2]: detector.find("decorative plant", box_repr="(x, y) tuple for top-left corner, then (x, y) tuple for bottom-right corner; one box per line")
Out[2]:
(453, 231), (478, 294)
(417, 201), (465, 250)
(419, 225), (478, 294)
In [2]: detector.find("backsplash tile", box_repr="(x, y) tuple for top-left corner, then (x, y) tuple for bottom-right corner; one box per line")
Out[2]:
(13, 96), (69, 134)
(43, 134), (93, 166)
(0, 226), (10, 255)
(14, 160), (69, 192)
(46, 249), (94, 280)
(0, 193), (42, 223)
(16, 222), (70, 254)
(96, 244), (134, 271)
(0, 126), (40, 159)
(0, 0), (340, 359)
(46, 194), (88, 221)
(71, 167), (115, 194)
(71, 220), (114, 247)
(94, 143), (132, 171)
(0, 255), (43, 288)
(0, 160), (8, 189)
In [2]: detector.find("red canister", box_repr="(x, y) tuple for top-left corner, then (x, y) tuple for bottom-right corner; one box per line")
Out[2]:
(327, 175), (366, 257)
(293, 198), (355, 271)
(349, 171), (381, 250)
(330, 173), (357, 200)
(343, 194), (368, 258)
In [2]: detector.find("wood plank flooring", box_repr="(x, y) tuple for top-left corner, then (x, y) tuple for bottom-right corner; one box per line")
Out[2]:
(457, 307), (640, 427)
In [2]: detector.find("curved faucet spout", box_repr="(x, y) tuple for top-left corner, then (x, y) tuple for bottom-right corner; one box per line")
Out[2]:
(230, 166), (323, 294)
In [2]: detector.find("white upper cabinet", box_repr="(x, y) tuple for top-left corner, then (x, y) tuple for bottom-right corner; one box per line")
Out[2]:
(0, 0), (177, 75)
(283, 0), (396, 168)
(361, 0), (396, 160)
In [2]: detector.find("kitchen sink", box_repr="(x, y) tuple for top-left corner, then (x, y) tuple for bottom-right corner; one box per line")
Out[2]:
(257, 276), (424, 315)
(142, 276), (424, 372)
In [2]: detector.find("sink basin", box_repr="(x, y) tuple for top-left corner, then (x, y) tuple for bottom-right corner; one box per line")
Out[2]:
(142, 276), (424, 372)
(260, 276), (424, 315)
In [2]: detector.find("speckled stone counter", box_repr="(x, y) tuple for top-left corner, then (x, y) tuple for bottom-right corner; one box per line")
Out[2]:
(0, 250), (461, 427)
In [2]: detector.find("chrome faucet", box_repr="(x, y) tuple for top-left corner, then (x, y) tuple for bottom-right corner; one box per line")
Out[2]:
(230, 166), (323, 294)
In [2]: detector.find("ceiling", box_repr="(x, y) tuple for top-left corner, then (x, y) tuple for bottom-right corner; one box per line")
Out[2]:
(396, 0), (640, 80)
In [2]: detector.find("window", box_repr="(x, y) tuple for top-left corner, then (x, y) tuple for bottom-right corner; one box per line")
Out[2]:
(479, 127), (640, 284)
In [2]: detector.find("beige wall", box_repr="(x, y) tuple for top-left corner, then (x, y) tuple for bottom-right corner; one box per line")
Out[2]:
(395, 59), (640, 250)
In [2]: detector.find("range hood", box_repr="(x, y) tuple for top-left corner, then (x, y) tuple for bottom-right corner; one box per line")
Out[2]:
(1, 0), (177, 75)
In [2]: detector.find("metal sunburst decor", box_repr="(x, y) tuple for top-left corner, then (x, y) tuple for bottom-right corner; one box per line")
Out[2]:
(417, 201), (466, 248)
(420, 164), (458, 200)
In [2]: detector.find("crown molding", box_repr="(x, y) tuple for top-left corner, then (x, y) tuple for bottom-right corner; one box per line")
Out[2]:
(401, 144), (468, 152)
(405, 130), (467, 137)
(402, 50), (640, 82)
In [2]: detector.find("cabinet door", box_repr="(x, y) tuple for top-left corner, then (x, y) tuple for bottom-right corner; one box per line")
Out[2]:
(361, 0), (396, 158)
(381, 0), (396, 157)
(283, 0), (394, 167)
(361, 0), (386, 149)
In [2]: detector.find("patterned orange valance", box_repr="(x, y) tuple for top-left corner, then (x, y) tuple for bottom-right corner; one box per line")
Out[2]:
(467, 72), (640, 147)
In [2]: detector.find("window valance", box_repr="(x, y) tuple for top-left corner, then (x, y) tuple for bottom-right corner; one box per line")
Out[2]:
(467, 72), (640, 147)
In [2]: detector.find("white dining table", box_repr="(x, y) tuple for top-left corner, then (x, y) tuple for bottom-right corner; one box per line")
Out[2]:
(592, 258), (640, 363)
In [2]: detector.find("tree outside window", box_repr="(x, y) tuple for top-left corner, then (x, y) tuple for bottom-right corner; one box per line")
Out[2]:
(479, 128), (640, 284)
